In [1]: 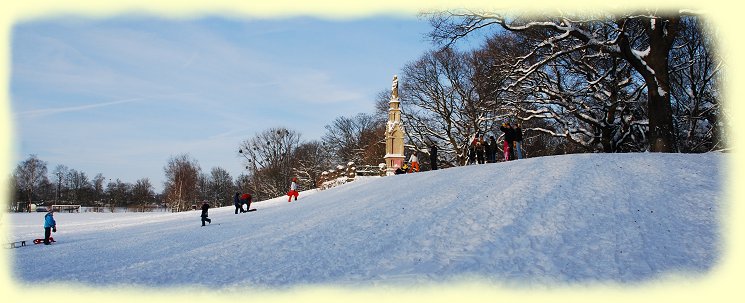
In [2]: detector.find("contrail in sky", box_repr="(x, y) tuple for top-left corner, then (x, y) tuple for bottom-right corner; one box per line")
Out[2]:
(182, 52), (199, 68)
(14, 93), (192, 118)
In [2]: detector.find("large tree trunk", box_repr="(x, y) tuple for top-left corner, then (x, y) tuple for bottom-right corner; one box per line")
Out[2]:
(646, 78), (677, 152)
(618, 16), (680, 152)
(646, 21), (678, 153)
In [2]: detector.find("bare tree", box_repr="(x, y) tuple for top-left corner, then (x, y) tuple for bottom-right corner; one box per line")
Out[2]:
(131, 178), (155, 205)
(238, 127), (300, 200)
(13, 154), (48, 212)
(509, 44), (648, 153)
(208, 167), (234, 207)
(292, 140), (332, 190)
(430, 10), (691, 152)
(374, 90), (392, 119)
(163, 153), (201, 211)
(196, 172), (210, 202)
(65, 169), (91, 204)
(38, 178), (55, 205)
(106, 178), (132, 211)
(322, 113), (386, 166)
(669, 16), (723, 152)
(93, 173), (106, 205)
(400, 48), (500, 166)
(7, 174), (17, 210)
(51, 165), (68, 203)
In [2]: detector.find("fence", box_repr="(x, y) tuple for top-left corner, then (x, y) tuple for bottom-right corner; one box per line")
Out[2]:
(81, 206), (170, 213)
(51, 204), (81, 213)
(316, 162), (386, 190)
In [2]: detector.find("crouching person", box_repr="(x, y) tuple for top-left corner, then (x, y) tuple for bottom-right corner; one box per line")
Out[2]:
(43, 209), (57, 245)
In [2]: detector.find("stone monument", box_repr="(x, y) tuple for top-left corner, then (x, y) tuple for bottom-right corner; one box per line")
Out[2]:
(384, 75), (405, 175)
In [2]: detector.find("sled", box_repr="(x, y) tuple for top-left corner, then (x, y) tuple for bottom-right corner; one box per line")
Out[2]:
(33, 237), (55, 245)
(8, 241), (27, 248)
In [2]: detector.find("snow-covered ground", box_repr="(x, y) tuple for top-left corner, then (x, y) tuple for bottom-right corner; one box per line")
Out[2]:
(3, 153), (725, 296)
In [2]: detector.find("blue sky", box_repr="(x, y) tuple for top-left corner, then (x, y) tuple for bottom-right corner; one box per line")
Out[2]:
(10, 15), (436, 191)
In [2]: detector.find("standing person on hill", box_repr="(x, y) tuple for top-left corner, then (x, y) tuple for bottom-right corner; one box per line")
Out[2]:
(487, 135), (498, 163)
(288, 177), (299, 202)
(429, 144), (438, 170)
(43, 209), (57, 245)
(468, 135), (478, 165)
(409, 152), (420, 172)
(200, 201), (212, 226)
(514, 123), (524, 159)
(500, 122), (515, 161)
(234, 192), (242, 214)
(476, 136), (486, 164)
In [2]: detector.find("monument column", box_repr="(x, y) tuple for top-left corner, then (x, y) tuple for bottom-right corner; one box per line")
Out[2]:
(384, 75), (405, 175)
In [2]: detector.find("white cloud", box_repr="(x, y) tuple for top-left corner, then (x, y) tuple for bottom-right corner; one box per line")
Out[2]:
(276, 69), (366, 104)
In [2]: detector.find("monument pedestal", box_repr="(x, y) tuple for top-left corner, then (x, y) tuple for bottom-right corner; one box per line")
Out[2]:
(384, 154), (404, 175)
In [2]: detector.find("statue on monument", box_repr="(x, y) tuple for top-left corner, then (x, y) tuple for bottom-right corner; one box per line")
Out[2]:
(391, 75), (399, 100)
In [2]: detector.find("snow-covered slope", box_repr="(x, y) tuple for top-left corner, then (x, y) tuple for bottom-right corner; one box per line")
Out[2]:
(7, 153), (723, 289)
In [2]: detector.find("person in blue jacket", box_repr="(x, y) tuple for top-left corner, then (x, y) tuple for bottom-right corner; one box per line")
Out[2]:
(43, 209), (57, 245)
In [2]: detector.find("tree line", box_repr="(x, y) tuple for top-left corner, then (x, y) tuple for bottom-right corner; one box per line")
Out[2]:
(8, 113), (387, 212)
(8, 154), (161, 211)
(7, 10), (725, 211)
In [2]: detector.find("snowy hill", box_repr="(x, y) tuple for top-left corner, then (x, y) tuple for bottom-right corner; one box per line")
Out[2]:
(7, 153), (723, 290)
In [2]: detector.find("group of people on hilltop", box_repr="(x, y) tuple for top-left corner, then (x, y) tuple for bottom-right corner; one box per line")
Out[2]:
(395, 123), (523, 174)
(468, 122), (524, 164)
(468, 134), (494, 164)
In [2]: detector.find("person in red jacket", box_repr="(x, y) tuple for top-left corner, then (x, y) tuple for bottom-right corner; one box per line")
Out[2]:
(287, 177), (299, 202)
(240, 193), (252, 212)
